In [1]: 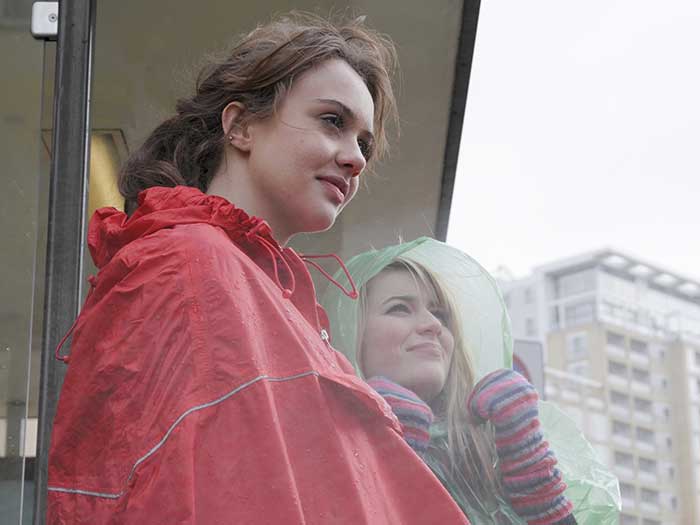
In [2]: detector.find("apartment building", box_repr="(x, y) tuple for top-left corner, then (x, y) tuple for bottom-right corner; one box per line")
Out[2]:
(501, 249), (700, 525)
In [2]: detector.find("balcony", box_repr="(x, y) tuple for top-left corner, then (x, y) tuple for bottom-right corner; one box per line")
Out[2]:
(634, 411), (654, 425)
(629, 351), (650, 367)
(639, 501), (660, 515)
(638, 471), (658, 484)
(636, 441), (656, 454)
(610, 404), (631, 418)
(631, 381), (652, 396)
(586, 397), (605, 410)
(607, 344), (627, 359)
(616, 471), (636, 488)
(612, 435), (632, 448)
(620, 497), (636, 511)
(608, 374), (628, 388)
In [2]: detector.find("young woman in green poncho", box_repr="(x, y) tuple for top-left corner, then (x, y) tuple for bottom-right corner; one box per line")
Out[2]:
(321, 237), (621, 525)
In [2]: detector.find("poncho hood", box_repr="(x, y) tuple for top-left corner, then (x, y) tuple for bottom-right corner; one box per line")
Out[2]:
(320, 237), (513, 380)
(321, 238), (621, 525)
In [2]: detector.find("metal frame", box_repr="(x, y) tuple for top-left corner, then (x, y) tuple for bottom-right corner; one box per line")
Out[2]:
(436, 0), (482, 241)
(33, 1), (96, 523)
(27, 1), (478, 520)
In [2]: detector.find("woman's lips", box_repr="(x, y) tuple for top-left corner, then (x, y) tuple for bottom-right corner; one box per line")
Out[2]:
(317, 175), (349, 204)
(407, 343), (443, 359)
(319, 179), (345, 204)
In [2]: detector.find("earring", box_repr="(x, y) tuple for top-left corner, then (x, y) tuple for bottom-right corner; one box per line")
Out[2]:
(228, 134), (233, 141)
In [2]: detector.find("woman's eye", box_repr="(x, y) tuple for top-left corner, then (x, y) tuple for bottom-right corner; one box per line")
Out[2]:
(431, 309), (450, 325)
(358, 139), (372, 161)
(386, 303), (410, 315)
(321, 113), (343, 129)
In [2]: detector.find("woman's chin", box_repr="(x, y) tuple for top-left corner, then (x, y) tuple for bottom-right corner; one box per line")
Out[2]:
(406, 372), (447, 404)
(303, 209), (339, 234)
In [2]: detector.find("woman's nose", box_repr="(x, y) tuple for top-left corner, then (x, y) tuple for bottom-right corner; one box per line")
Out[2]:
(417, 309), (443, 335)
(336, 138), (367, 177)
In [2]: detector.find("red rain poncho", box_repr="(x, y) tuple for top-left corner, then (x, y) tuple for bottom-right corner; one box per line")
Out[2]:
(47, 186), (468, 524)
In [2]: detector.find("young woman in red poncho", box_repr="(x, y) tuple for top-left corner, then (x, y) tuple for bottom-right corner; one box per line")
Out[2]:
(47, 13), (469, 524)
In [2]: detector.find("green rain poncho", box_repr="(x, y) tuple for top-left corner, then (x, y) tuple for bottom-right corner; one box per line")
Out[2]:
(321, 237), (620, 525)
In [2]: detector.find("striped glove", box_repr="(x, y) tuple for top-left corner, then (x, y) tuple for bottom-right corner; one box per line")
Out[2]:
(468, 369), (576, 525)
(366, 377), (433, 455)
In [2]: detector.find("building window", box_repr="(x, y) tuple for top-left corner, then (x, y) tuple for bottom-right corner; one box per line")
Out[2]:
(695, 351), (700, 367)
(663, 406), (671, 421)
(634, 397), (652, 414)
(614, 451), (634, 468)
(642, 520), (661, 525)
(631, 368), (650, 383)
(567, 361), (590, 377)
(638, 457), (657, 474)
(620, 482), (636, 499)
(612, 420), (631, 437)
(567, 333), (588, 361)
(640, 488), (659, 505)
(524, 287), (533, 304)
(668, 466), (675, 480)
(564, 301), (595, 326)
(636, 427), (654, 444)
(670, 496), (678, 511)
(556, 269), (595, 298)
(549, 306), (560, 329)
(620, 515), (638, 525)
(607, 331), (626, 348)
(608, 360), (628, 377)
(610, 390), (629, 407)
(525, 317), (535, 337)
(666, 436), (673, 450)
(630, 338), (649, 355)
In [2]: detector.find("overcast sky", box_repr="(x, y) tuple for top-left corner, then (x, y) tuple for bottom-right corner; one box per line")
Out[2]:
(447, 1), (700, 283)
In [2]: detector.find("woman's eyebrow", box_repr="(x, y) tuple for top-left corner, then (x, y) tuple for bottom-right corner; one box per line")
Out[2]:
(381, 295), (417, 306)
(315, 98), (375, 141)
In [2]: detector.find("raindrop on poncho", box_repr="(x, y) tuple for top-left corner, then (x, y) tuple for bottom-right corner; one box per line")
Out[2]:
(321, 237), (620, 525)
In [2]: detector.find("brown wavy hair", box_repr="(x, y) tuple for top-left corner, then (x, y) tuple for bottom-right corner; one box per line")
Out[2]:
(119, 12), (398, 214)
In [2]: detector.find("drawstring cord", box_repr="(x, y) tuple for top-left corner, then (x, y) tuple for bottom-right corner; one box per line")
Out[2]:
(245, 220), (358, 301)
(245, 221), (295, 299)
(55, 274), (97, 364)
(300, 253), (358, 300)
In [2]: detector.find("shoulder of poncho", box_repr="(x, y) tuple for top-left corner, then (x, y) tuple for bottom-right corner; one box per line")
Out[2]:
(94, 222), (254, 298)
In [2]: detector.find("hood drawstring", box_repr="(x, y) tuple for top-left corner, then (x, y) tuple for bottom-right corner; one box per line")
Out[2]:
(55, 274), (98, 364)
(245, 221), (295, 299)
(300, 253), (359, 300)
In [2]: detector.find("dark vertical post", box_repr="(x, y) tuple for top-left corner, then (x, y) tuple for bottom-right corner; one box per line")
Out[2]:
(34, 1), (96, 523)
(436, 0), (481, 241)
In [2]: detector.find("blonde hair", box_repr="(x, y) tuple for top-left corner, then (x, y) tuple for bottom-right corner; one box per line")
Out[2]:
(357, 257), (505, 506)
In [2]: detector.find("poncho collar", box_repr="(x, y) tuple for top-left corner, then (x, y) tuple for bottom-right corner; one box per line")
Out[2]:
(88, 186), (279, 269)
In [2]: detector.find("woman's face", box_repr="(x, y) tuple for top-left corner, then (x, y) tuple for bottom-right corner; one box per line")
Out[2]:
(360, 269), (455, 403)
(243, 58), (375, 242)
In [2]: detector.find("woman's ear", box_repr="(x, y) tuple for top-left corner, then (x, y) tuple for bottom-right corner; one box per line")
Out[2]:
(222, 101), (252, 152)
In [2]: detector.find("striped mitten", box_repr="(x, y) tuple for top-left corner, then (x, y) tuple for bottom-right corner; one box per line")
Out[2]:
(366, 377), (433, 454)
(468, 369), (576, 525)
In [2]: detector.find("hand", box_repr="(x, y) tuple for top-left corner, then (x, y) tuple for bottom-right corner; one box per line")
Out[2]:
(366, 377), (433, 455)
(468, 369), (576, 525)
(468, 368), (539, 428)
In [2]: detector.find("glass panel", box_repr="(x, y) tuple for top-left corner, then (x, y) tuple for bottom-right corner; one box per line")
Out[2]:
(451, 3), (700, 522)
(67, 1), (472, 521)
(0, 2), (54, 522)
